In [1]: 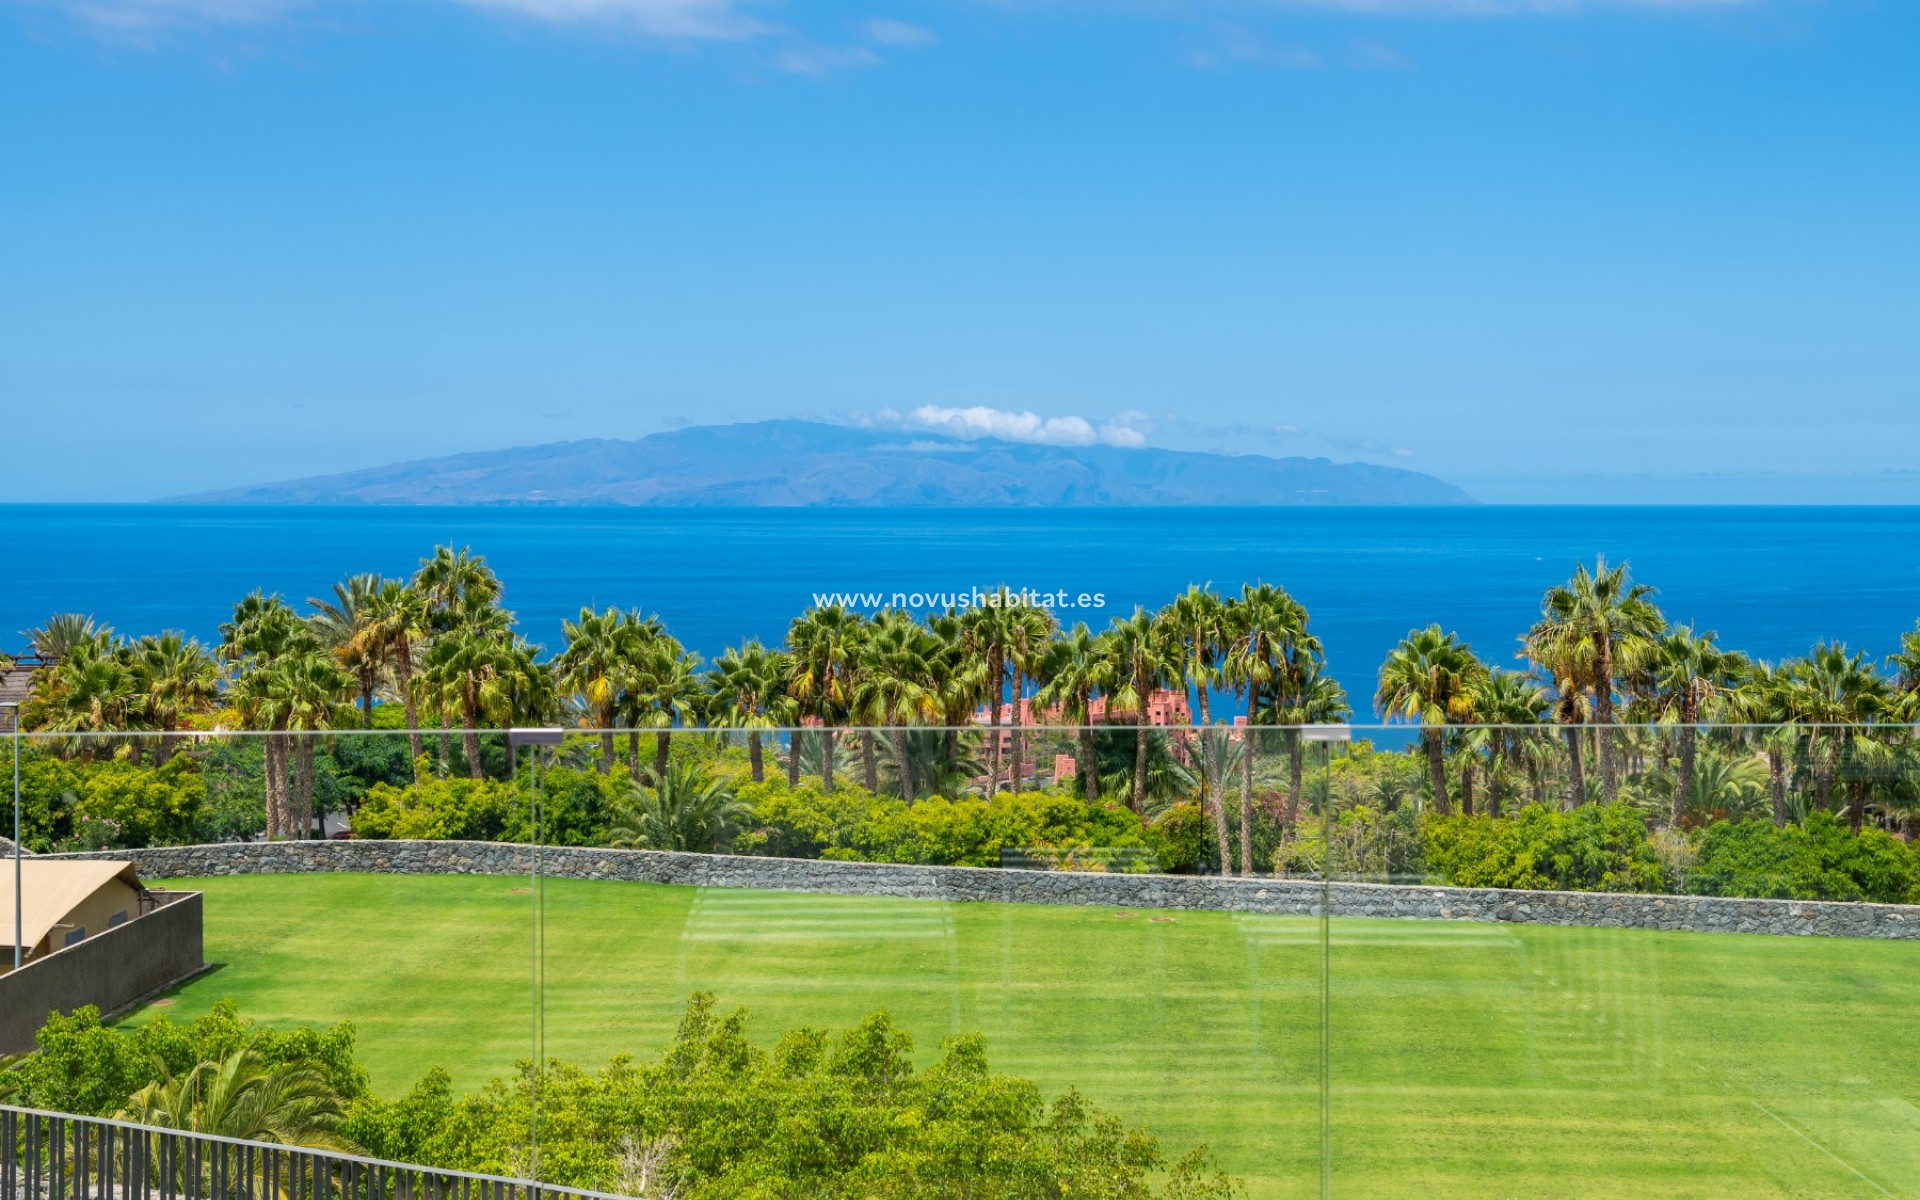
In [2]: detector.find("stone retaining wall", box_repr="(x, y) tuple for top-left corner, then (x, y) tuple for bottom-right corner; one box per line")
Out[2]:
(47, 841), (1920, 940)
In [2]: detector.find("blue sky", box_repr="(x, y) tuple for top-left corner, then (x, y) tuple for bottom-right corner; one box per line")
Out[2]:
(1, 0), (1914, 503)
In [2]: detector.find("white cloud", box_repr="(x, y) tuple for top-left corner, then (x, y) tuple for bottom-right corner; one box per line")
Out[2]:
(903, 405), (1148, 449)
(860, 16), (935, 46)
(775, 42), (881, 74)
(450, 0), (767, 39)
(35, 0), (770, 38)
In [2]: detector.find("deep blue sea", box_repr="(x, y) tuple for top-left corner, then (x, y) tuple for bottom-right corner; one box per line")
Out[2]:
(5, 505), (1919, 715)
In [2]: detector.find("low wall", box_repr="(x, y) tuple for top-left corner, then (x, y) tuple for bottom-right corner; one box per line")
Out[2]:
(0, 891), (205, 1054)
(47, 841), (1920, 941)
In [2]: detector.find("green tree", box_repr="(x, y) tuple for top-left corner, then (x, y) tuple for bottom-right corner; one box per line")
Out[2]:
(1102, 608), (1179, 819)
(786, 606), (863, 792)
(1783, 643), (1890, 833)
(1527, 557), (1665, 802)
(705, 640), (791, 783)
(306, 573), (392, 728)
(1035, 623), (1113, 810)
(1376, 625), (1485, 815)
(362, 580), (431, 770)
(1645, 625), (1749, 827)
(121, 1046), (356, 1153)
(608, 761), (748, 852)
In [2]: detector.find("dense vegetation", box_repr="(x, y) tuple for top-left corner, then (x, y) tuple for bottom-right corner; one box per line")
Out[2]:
(9, 547), (1920, 900)
(2, 1000), (1237, 1199)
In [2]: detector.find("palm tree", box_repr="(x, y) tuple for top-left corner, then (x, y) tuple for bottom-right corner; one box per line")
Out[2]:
(706, 640), (789, 783)
(413, 545), (503, 632)
(1646, 625), (1750, 827)
(308, 574), (390, 728)
(1723, 660), (1797, 826)
(1034, 623), (1112, 809)
(418, 624), (511, 779)
(632, 635), (702, 781)
(22, 612), (108, 661)
(957, 598), (1018, 793)
(1783, 643), (1889, 833)
(878, 729), (985, 800)
(278, 650), (355, 838)
(786, 606), (862, 792)
(1463, 668), (1551, 817)
(135, 632), (221, 762)
(851, 612), (941, 799)
(1376, 626), (1485, 815)
(1003, 605), (1058, 793)
(556, 606), (639, 774)
(1266, 664), (1350, 828)
(1161, 586), (1231, 861)
(607, 761), (749, 852)
(38, 637), (136, 757)
(1102, 607), (1179, 818)
(121, 1047), (355, 1152)
(1222, 584), (1316, 871)
(361, 580), (430, 770)
(1528, 557), (1664, 802)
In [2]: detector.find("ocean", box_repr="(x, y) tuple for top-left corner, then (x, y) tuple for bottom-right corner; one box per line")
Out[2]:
(5, 505), (1918, 712)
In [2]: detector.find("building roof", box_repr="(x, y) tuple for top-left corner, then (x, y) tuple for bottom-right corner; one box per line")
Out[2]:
(0, 860), (142, 952)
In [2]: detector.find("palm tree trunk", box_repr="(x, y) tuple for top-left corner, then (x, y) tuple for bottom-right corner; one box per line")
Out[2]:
(822, 729), (835, 793)
(1238, 742), (1254, 876)
(629, 730), (642, 776)
(1672, 722), (1698, 827)
(1424, 729), (1449, 815)
(861, 731), (879, 793)
(361, 677), (375, 729)
(786, 731), (801, 787)
(1132, 725), (1150, 817)
(1285, 731), (1303, 828)
(749, 730), (765, 783)
(986, 659), (1005, 794)
(892, 726), (914, 802)
(1210, 734), (1230, 876)
(1009, 667), (1024, 793)
(599, 725), (615, 776)
(462, 688), (483, 780)
(1459, 751), (1475, 817)
(1240, 686), (1258, 876)
(1848, 780), (1867, 835)
(1594, 638), (1618, 802)
(1563, 724), (1587, 806)
(263, 736), (283, 840)
(1078, 722), (1100, 806)
(1768, 746), (1787, 827)
(297, 737), (317, 839)
(396, 641), (424, 772)
(655, 730), (672, 782)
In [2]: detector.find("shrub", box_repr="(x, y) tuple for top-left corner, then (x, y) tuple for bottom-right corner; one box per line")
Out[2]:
(734, 781), (1154, 869)
(12, 1000), (366, 1118)
(352, 777), (516, 842)
(1422, 803), (1665, 894)
(348, 993), (1237, 1199)
(1686, 811), (1920, 903)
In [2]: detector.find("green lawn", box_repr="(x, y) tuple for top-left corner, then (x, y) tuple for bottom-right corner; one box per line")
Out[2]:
(128, 874), (1920, 1199)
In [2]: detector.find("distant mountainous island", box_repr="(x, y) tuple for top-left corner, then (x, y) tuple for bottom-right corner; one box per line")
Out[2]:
(166, 420), (1475, 506)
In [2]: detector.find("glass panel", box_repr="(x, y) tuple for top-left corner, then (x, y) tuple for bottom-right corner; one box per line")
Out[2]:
(524, 723), (1326, 1198)
(1325, 720), (1920, 1199)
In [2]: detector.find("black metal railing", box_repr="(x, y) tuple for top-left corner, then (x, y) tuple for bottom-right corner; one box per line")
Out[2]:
(0, 1107), (630, 1200)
